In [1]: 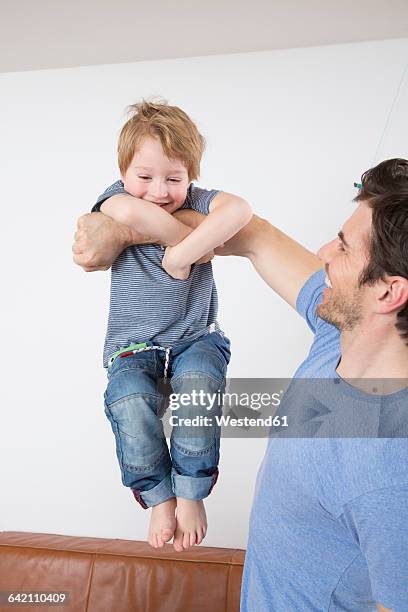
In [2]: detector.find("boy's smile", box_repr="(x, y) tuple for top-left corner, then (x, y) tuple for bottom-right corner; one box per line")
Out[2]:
(121, 135), (190, 215)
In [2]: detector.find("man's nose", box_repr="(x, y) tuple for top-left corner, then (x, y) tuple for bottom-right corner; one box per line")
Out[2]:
(317, 238), (336, 263)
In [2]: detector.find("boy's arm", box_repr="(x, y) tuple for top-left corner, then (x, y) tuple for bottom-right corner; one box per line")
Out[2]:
(72, 208), (206, 272)
(163, 192), (252, 278)
(100, 194), (193, 246)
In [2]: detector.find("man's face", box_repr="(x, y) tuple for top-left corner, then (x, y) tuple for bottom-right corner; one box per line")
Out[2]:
(316, 203), (373, 331)
(122, 135), (190, 215)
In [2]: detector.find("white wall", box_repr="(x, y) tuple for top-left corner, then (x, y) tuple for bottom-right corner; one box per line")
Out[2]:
(1, 38), (407, 548)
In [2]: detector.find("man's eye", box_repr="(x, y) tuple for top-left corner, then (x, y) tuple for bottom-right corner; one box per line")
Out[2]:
(138, 175), (151, 180)
(168, 178), (181, 183)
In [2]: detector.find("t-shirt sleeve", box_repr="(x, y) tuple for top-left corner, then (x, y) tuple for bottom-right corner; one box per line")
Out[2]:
(295, 268), (327, 334)
(91, 180), (128, 212)
(344, 484), (408, 611)
(182, 183), (219, 215)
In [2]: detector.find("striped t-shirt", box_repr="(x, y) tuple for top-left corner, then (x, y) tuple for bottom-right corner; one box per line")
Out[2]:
(92, 181), (220, 367)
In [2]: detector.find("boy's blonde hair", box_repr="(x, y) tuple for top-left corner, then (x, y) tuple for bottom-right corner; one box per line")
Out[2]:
(118, 99), (205, 181)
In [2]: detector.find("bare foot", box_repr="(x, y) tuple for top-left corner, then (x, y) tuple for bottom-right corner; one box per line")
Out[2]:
(148, 497), (177, 548)
(173, 498), (207, 552)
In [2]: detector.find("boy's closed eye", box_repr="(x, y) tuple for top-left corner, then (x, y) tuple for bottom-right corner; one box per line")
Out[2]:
(138, 175), (182, 183)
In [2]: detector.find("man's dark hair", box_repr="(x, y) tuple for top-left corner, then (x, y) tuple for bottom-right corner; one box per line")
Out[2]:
(354, 158), (408, 344)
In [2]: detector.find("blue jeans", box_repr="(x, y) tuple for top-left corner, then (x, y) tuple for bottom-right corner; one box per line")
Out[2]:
(103, 330), (231, 508)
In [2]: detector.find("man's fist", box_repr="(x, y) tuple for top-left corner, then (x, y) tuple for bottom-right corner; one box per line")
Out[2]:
(72, 213), (133, 272)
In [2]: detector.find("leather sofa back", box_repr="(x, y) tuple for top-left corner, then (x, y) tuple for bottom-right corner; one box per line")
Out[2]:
(0, 532), (245, 611)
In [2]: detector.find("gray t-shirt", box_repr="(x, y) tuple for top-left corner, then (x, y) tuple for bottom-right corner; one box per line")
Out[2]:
(92, 181), (220, 367)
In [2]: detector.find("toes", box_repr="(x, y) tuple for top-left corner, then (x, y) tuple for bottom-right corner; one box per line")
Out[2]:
(197, 525), (207, 545)
(156, 534), (164, 548)
(148, 532), (159, 548)
(173, 529), (184, 552)
(161, 528), (174, 544)
(182, 531), (191, 550)
(189, 531), (197, 547)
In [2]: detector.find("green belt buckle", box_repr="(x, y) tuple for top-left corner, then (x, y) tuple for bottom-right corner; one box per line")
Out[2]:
(108, 342), (148, 367)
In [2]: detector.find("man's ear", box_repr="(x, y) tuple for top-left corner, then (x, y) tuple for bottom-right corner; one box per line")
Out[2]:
(377, 277), (408, 313)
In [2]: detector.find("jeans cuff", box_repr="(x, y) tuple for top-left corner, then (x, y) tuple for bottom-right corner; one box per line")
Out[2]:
(132, 473), (174, 509)
(171, 467), (219, 500)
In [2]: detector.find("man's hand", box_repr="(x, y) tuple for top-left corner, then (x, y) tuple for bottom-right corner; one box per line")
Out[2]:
(162, 246), (191, 280)
(72, 213), (153, 272)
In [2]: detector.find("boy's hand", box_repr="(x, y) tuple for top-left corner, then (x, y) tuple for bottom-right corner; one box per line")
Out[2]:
(162, 246), (191, 280)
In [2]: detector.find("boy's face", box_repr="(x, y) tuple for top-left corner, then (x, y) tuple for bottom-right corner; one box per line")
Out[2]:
(122, 135), (190, 215)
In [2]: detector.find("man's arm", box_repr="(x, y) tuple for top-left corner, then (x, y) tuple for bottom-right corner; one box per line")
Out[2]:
(343, 485), (408, 612)
(173, 210), (322, 308)
(215, 215), (323, 310)
(73, 208), (323, 309)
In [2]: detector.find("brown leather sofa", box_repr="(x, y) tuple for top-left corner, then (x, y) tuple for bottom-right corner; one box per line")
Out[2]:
(0, 532), (245, 612)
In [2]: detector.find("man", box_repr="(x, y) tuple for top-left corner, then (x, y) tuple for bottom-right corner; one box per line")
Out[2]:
(73, 159), (408, 611)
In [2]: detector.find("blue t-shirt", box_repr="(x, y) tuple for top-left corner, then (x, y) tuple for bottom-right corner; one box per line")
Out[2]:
(241, 269), (408, 612)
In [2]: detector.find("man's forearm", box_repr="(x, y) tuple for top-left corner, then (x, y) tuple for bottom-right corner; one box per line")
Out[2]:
(174, 209), (258, 258)
(171, 211), (323, 309)
(214, 214), (263, 258)
(216, 215), (323, 309)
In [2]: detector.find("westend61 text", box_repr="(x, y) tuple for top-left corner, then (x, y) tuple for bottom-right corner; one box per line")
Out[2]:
(169, 415), (288, 427)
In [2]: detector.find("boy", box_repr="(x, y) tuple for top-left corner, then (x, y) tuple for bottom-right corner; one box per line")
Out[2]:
(92, 100), (252, 551)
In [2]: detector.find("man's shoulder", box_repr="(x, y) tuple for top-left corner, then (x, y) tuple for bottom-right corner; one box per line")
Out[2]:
(296, 269), (328, 332)
(293, 269), (340, 377)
